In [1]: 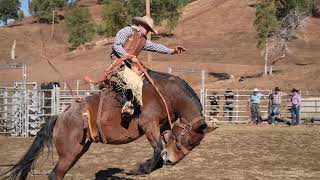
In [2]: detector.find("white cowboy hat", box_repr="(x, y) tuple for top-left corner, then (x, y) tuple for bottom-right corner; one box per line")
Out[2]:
(253, 88), (259, 92)
(132, 16), (158, 34)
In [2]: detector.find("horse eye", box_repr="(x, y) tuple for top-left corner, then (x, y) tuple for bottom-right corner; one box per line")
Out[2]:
(176, 143), (182, 150)
(187, 138), (193, 146)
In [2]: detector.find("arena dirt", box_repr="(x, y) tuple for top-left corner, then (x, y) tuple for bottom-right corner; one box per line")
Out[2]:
(1, 124), (320, 180)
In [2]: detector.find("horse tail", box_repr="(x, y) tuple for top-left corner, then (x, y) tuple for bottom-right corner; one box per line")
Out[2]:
(2, 115), (58, 180)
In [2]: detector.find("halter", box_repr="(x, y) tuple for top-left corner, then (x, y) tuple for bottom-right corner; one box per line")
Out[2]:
(163, 116), (205, 155)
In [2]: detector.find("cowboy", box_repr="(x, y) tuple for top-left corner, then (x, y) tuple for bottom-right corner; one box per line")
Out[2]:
(248, 88), (266, 125)
(290, 88), (301, 126)
(223, 88), (234, 123)
(111, 16), (186, 116)
(268, 87), (287, 125)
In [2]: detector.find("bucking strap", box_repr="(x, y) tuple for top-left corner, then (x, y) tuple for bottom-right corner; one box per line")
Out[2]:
(96, 90), (108, 144)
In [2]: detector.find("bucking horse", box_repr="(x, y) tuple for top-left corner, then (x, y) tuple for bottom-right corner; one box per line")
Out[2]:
(2, 56), (215, 180)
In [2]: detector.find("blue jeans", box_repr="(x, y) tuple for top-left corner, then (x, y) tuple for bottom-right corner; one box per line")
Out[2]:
(251, 103), (261, 124)
(269, 104), (280, 124)
(291, 105), (300, 125)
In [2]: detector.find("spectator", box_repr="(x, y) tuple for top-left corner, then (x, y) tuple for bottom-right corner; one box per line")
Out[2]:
(209, 94), (219, 117)
(291, 88), (301, 126)
(248, 88), (266, 125)
(268, 87), (287, 125)
(223, 88), (234, 123)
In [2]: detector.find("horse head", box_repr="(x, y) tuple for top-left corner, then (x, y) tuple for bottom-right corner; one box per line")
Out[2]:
(161, 116), (207, 165)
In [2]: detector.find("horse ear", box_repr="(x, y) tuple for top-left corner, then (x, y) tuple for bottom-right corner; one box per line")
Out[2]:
(192, 121), (207, 133)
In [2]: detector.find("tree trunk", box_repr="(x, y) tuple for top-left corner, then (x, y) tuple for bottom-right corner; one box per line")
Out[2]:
(269, 65), (273, 75)
(264, 42), (269, 76)
(11, 40), (16, 60)
(52, 11), (55, 40)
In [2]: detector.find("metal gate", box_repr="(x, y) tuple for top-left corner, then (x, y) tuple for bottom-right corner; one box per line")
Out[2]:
(204, 89), (271, 123)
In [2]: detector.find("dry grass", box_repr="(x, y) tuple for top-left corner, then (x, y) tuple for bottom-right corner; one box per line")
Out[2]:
(1, 124), (320, 180)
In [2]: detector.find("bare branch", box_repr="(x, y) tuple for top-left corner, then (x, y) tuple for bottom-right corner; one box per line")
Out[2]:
(266, 9), (309, 64)
(271, 53), (286, 65)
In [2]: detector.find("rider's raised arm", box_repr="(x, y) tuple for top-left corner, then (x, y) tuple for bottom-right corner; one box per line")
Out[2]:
(112, 26), (132, 57)
(143, 40), (175, 54)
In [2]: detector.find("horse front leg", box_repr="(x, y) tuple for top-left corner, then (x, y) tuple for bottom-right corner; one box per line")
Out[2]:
(130, 121), (164, 174)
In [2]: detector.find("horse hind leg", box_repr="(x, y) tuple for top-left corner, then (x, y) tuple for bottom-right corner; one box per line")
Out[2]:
(48, 140), (92, 180)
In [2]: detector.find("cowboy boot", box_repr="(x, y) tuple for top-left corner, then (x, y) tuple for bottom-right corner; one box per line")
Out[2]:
(122, 100), (135, 117)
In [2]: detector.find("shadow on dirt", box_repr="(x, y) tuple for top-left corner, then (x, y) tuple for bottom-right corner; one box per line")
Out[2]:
(95, 167), (133, 180)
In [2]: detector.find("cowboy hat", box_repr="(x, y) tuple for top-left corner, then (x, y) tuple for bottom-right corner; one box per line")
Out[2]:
(132, 16), (158, 34)
(253, 88), (259, 92)
(291, 88), (299, 93)
(275, 87), (280, 91)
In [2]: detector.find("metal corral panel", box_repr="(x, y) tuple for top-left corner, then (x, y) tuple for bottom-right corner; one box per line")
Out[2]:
(301, 97), (320, 118)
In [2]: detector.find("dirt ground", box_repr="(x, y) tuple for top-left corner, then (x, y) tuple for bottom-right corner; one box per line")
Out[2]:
(0, 124), (320, 180)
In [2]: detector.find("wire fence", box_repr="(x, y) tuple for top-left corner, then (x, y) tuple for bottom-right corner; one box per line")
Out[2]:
(204, 89), (320, 123)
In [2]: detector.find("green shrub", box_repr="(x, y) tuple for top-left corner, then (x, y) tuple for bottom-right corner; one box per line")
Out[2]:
(254, 0), (279, 49)
(0, 0), (20, 25)
(30, 0), (65, 23)
(98, 0), (190, 37)
(98, 0), (130, 37)
(65, 5), (95, 49)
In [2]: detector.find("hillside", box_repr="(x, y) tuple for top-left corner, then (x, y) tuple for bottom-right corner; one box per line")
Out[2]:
(0, 0), (320, 92)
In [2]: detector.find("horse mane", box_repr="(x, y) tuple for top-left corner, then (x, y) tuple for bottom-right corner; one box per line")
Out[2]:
(147, 69), (203, 112)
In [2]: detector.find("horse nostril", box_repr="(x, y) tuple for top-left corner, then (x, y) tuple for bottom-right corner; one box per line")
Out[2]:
(161, 149), (167, 157)
(165, 159), (173, 165)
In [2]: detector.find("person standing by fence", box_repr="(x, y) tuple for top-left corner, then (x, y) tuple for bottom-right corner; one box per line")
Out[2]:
(291, 88), (301, 126)
(248, 88), (266, 125)
(223, 88), (234, 123)
(268, 87), (287, 125)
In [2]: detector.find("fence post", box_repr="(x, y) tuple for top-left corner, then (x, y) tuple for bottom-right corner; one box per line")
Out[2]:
(55, 86), (60, 115)
(25, 90), (29, 137)
(299, 90), (302, 121)
(201, 70), (205, 112)
(168, 67), (172, 74)
(204, 89), (208, 116)
(23, 64), (28, 137)
(236, 90), (239, 122)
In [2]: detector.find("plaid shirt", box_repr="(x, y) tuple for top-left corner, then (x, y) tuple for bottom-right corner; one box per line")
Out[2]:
(112, 26), (174, 57)
(270, 92), (287, 105)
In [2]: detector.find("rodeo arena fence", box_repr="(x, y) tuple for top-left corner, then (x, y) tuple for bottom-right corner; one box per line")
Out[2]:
(1, 64), (320, 137)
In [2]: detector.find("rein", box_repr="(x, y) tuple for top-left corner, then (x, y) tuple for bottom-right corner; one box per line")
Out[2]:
(164, 116), (204, 155)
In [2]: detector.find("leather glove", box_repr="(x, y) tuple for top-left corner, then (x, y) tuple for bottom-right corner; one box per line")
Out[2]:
(172, 46), (187, 54)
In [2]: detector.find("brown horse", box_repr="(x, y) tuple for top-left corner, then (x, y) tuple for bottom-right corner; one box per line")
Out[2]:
(3, 69), (209, 180)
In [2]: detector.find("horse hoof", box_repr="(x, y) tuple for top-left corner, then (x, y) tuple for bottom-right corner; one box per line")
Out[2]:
(126, 163), (146, 175)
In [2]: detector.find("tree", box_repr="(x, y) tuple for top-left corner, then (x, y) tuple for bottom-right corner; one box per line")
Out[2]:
(65, 5), (96, 49)
(97, 0), (130, 37)
(313, 0), (320, 17)
(17, 10), (24, 22)
(276, 0), (315, 18)
(267, 9), (308, 75)
(0, 0), (21, 25)
(30, 0), (65, 23)
(127, 0), (188, 31)
(255, 0), (311, 76)
(254, 0), (279, 75)
(98, 0), (190, 37)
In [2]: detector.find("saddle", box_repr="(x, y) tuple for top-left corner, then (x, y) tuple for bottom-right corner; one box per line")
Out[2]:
(82, 56), (173, 143)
